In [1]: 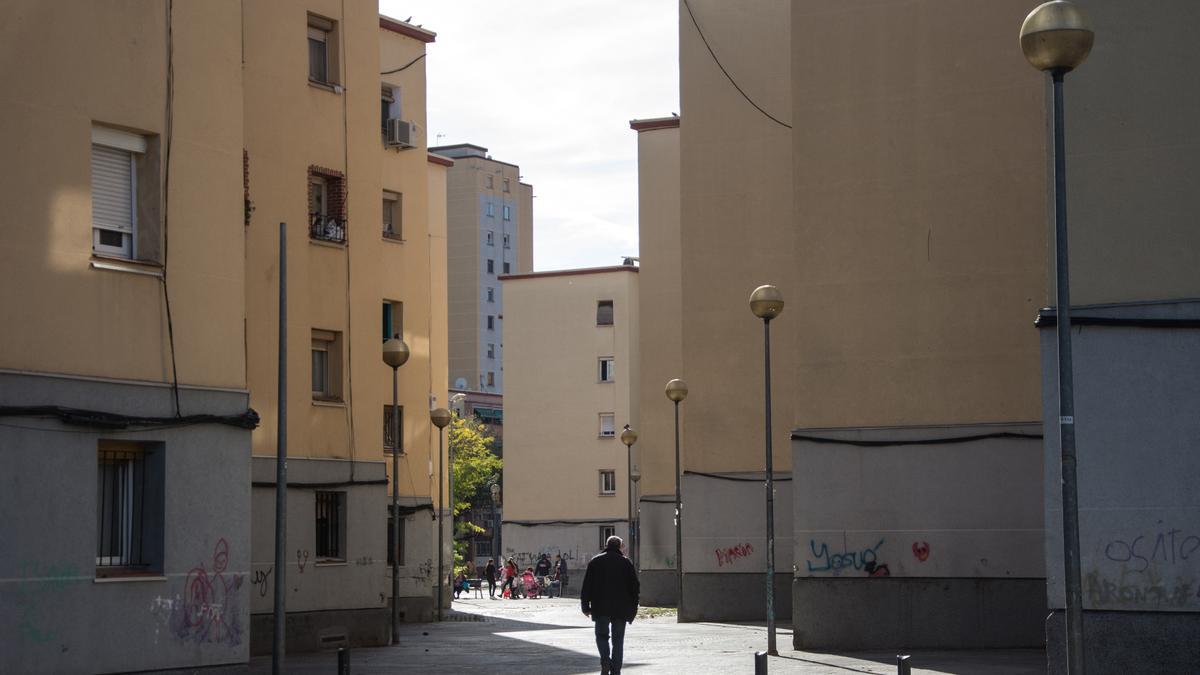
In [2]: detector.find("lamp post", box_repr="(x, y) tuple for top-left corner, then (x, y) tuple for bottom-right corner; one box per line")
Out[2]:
(431, 407), (452, 620)
(630, 464), (641, 568)
(664, 379), (688, 618)
(620, 425), (638, 567)
(1021, 3), (1093, 673)
(382, 336), (411, 644)
(750, 285), (784, 656)
(490, 482), (501, 565)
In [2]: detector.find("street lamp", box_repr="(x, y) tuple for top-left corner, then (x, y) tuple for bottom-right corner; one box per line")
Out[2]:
(630, 464), (641, 567)
(620, 425), (638, 567)
(750, 284), (784, 656)
(489, 482), (501, 566)
(431, 407), (453, 620)
(1020, 3), (1094, 673)
(382, 336), (411, 645)
(664, 378), (688, 619)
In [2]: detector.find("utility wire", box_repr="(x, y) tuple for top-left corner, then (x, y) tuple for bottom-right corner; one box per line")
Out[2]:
(162, 0), (183, 416)
(381, 53), (426, 75)
(681, 0), (792, 129)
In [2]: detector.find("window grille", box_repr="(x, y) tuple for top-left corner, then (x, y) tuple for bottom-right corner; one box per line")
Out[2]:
(97, 446), (149, 569)
(315, 491), (345, 560)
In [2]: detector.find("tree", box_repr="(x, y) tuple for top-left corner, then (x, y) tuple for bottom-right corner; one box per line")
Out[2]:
(449, 415), (501, 574)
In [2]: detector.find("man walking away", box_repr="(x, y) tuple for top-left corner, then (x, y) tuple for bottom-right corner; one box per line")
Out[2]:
(555, 554), (569, 594)
(484, 558), (497, 599)
(581, 536), (639, 675)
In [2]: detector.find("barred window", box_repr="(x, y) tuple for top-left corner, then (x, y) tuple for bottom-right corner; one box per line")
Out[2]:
(96, 441), (163, 575)
(315, 491), (346, 560)
(384, 404), (403, 454)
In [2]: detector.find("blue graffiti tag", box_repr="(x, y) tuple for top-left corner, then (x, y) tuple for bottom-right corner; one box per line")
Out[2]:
(806, 537), (885, 573)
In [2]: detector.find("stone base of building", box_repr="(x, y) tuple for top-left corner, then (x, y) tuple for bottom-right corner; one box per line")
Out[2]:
(793, 577), (1044, 649)
(639, 569), (678, 607)
(250, 607), (389, 656)
(1046, 609), (1200, 674)
(678, 573), (792, 622)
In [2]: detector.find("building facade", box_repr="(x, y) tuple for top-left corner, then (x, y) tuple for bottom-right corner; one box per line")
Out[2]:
(501, 267), (639, 577)
(0, 2), (253, 672)
(431, 143), (533, 395)
(240, 6), (448, 653)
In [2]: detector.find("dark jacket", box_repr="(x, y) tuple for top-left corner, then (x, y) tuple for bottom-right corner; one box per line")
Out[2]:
(484, 562), (497, 582)
(535, 557), (552, 576)
(580, 547), (639, 622)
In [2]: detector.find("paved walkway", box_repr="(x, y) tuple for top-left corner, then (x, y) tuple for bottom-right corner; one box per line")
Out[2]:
(250, 597), (1046, 674)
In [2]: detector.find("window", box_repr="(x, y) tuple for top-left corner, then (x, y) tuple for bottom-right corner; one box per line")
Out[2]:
(475, 540), (493, 557)
(96, 441), (163, 574)
(381, 85), (399, 130)
(503, 233), (511, 249)
(487, 343), (495, 359)
(502, 262), (511, 274)
(503, 178), (510, 193)
(487, 259), (494, 274)
(92, 126), (149, 259)
(599, 525), (616, 548)
(312, 329), (343, 400)
(308, 14), (338, 85)
(382, 301), (403, 342)
(387, 506), (405, 566)
(599, 413), (615, 437)
(486, 231), (494, 246)
(487, 315), (495, 330)
(486, 287), (495, 303)
(599, 358), (615, 382)
(596, 300), (614, 326)
(485, 175), (494, 189)
(384, 404), (403, 454)
(502, 205), (511, 221)
(486, 203), (494, 217)
(474, 407), (503, 425)
(383, 191), (401, 239)
(487, 371), (496, 387)
(600, 471), (617, 495)
(308, 167), (346, 243)
(315, 491), (346, 560)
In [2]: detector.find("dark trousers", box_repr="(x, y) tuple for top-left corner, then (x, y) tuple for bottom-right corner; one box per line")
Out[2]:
(487, 579), (496, 597)
(593, 616), (627, 674)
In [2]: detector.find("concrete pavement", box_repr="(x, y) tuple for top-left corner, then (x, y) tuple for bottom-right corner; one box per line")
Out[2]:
(249, 597), (1046, 674)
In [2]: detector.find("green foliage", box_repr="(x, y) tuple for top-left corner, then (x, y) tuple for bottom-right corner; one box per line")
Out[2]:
(449, 415), (502, 517)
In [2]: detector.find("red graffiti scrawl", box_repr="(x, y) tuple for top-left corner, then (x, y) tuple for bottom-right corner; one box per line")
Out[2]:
(912, 541), (930, 562)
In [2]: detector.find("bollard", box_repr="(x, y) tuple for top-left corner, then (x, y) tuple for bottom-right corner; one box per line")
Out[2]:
(897, 654), (911, 675)
(754, 650), (768, 675)
(337, 646), (350, 675)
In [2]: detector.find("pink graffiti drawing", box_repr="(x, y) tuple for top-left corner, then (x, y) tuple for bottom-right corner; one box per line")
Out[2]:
(912, 541), (930, 562)
(172, 538), (243, 646)
(297, 549), (309, 573)
(715, 543), (754, 568)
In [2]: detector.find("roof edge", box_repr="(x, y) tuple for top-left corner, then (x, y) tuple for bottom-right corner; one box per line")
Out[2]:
(500, 265), (639, 282)
(379, 15), (436, 42)
(630, 116), (680, 132)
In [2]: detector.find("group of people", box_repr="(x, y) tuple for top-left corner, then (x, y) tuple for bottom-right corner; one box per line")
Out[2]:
(480, 553), (569, 599)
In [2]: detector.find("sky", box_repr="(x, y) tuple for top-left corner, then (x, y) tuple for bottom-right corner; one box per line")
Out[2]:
(381, 1), (680, 271)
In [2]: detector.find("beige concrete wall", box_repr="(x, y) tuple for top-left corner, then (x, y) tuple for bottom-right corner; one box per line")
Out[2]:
(1063, 0), (1200, 305)
(503, 269), (639, 522)
(633, 124), (682, 498)
(678, 0), (795, 473)
(445, 157), (482, 390)
(518, 182), (534, 273)
(791, 0), (1045, 429)
(0, 0), (245, 389)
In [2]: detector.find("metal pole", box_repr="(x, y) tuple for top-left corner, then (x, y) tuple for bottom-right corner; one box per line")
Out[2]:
(437, 427), (444, 620)
(764, 318), (777, 655)
(492, 497), (499, 567)
(1052, 69), (1085, 675)
(674, 400), (683, 619)
(272, 222), (287, 674)
(448, 429), (455, 602)
(627, 440), (634, 564)
(390, 366), (400, 644)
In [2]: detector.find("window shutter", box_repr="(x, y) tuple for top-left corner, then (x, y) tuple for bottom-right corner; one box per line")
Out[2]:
(92, 145), (133, 234)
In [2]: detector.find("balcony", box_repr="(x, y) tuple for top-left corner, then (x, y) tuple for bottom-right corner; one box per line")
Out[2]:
(310, 212), (346, 244)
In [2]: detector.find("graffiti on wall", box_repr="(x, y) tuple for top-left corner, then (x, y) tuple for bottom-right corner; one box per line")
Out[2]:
(1087, 522), (1200, 610)
(296, 549), (309, 574)
(252, 567), (272, 598)
(167, 538), (244, 646)
(715, 543), (754, 568)
(805, 536), (887, 576)
(12, 561), (81, 646)
(912, 541), (930, 562)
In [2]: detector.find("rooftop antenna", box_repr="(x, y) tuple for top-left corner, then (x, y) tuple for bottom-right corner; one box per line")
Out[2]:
(435, 133), (446, 145)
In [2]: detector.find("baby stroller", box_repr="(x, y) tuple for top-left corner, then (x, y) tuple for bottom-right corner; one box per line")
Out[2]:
(521, 571), (540, 599)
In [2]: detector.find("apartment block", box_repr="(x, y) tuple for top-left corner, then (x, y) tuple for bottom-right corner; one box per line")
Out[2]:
(430, 143), (533, 395)
(501, 266), (639, 576)
(0, 2), (252, 672)
(242, 6), (448, 651)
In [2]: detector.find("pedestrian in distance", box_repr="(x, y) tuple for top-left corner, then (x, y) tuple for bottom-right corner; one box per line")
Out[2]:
(484, 558), (498, 599)
(580, 536), (639, 675)
(500, 558), (519, 599)
(554, 553), (569, 594)
(535, 552), (552, 578)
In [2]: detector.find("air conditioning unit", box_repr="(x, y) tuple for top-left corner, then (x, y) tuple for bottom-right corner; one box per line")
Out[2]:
(385, 118), (416, 148)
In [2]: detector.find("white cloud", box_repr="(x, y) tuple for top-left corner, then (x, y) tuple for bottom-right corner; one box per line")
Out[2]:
(382, 0), (679, 271)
